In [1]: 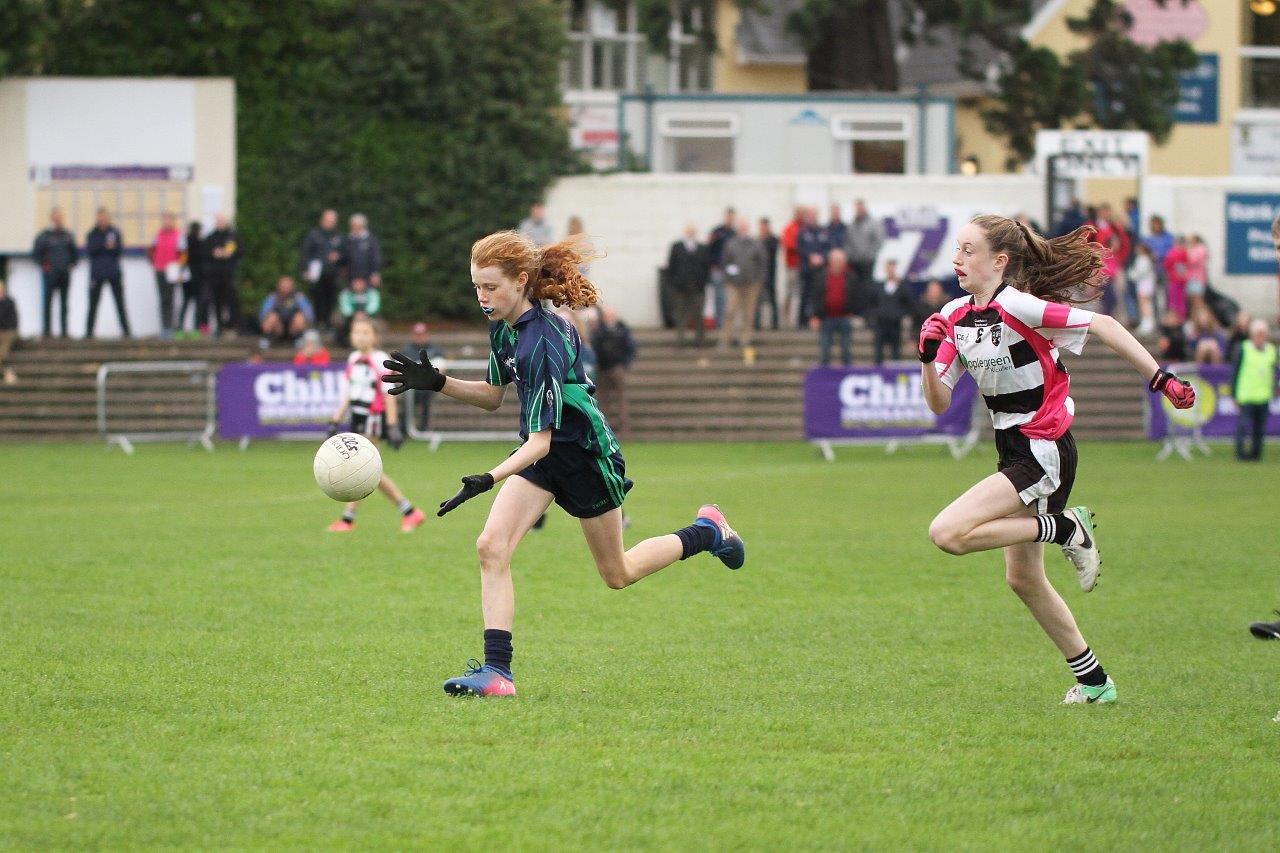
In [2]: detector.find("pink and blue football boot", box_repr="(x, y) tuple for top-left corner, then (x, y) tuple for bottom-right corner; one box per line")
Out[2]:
(694, 503), (745, 570)
(443, 660), (516, 697)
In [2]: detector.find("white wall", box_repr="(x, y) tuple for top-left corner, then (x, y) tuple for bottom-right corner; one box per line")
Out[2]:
(544, 173), (1045, 326)
(1143, 175), (1280, 319)
(10, 258), (167, 338)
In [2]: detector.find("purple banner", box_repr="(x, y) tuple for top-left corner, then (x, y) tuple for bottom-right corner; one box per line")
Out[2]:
(804, 366), (978, 440)
(1147, 363), (1280, 439)
(217, 362), (346, 438)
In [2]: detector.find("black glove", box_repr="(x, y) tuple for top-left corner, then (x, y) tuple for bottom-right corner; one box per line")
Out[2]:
(382, 349), (445, 396)
(385, 422), (404, 450)
(326, 420), (342, 437)
(438, 473), (495, 517)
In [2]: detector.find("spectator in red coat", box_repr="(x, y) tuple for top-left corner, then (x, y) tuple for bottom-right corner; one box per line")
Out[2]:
(779, 207), (803, 328)
(808, 248), (857, 367)
(292, 329), (331, 365)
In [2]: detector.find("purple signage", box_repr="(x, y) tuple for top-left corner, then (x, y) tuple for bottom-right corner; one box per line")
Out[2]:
(1147, 363), (1280, 439)
(217, 362), (346, 438)
(804, 366), (978, 440)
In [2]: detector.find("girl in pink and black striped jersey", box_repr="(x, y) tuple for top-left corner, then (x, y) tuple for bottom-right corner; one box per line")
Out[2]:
(325, 317), (425, 533)
(918, 214), (1196, 706)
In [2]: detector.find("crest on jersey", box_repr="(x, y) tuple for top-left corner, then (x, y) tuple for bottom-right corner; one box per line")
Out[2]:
(504, 355), (519, 380)
(990, 324), (1002, 347)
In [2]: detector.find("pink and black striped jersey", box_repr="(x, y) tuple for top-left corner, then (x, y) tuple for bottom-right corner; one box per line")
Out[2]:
(933, 284), (1093, 440)
(346, 349), (390, 416)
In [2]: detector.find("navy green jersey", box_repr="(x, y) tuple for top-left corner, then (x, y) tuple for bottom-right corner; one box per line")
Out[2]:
(487, 304), (619, 457)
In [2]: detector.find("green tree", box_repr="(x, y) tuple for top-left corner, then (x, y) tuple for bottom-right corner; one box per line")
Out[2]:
(3, 0), (573, 319)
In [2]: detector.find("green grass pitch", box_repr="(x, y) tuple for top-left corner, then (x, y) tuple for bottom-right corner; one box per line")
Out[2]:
(2, 440), (1278, 848)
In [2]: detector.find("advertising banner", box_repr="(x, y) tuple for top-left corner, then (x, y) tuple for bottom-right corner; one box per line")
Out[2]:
(1224, 194), (1280, 275)
(804, 366), (977, 440)
(217, 362), (345, 439)
(1147, 363), (1280, 439)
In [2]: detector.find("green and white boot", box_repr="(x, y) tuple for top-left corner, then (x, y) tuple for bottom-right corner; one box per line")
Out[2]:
(1062, 677), (1117, 705)
(1060, 506), (1100, 592)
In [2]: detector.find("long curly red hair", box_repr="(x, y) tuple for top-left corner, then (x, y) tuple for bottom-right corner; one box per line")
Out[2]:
(470, 230), (600, 309)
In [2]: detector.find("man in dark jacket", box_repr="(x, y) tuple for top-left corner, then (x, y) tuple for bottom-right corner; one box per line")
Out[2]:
(32, 207), (77, 338)
(300, 208), (343, 330)
(868, 259), (915, 364)
(590, 305), (638, 437)
(666, 223), (710, 347)
(796, 207), (829, 327)
(755, 216), (780, 331)
(85, 208), (131, 338)
(205, 213), (243, 336)
(706, 207), (736, 328)
(342, 213), (383, 287)
(807, 248), (857, 367)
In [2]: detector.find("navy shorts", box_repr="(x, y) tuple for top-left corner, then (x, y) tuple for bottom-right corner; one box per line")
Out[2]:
(516, 441), (632, 518)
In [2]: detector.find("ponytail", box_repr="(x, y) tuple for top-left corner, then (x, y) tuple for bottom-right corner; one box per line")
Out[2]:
(971, 214), (1104, 305)
(471, 230), (602, 309)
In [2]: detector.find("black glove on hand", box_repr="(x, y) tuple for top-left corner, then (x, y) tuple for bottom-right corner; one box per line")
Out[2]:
(326, 420), (342, 437)
(385, 422), (404, 451)
(382, 349), (445, 396)
(438, 473), (495, 517)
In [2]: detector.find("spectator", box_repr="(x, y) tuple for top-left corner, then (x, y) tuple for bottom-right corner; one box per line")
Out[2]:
(1143, 215), (1174, 268)
(407, 321), (444, 432)
(293, 329), (331, 366)
(868, 259), (915, 364)
(32, 207), (77, 339)
(1163, 235), (1189, 321)
(259, 276), (314, 343)
(1190, 307), (1225, 364)
(1052, 198), (1087, 237)
(1093, 203), (1132, 322)
(149, 212), (184, 338)
(300, 208), (344, 330)
(1232, 318), (1277, 462)
(706, 207), (737, 327)
(566, 215), (593, 276)
(178, 221), (206, 336)
(808, 248), (856, 367)
(797, 206), (829, 327)
(779, 207), (803, 328)
(517, 202), (554, 247)
(85, 207), (132, 339)
(843, 199), (884, 299)
(755, 216), (779, 331)
(1157, 309), (1188, 362)
(1185, 233), (1209, 318)
(343, 213), (383, 287)
(824, 203), (847, 253)
(666, 222), (709, 347)
(1274, 212), (1280, 323)
(591, 305), (637, 437)
(1125, 197), (1141, 237)
(205, 213), (243, 336)
(719, 216), (767, 352)
(338, 277), (381, 344)
(1227, 311), (1253, 364)
(913, 278), (950, 330)
(1130, 242), (1158, 337)
(0, 279), (17, 384)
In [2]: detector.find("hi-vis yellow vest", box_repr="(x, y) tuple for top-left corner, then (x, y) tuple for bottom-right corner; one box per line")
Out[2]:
(1236, 341), (1278, 405)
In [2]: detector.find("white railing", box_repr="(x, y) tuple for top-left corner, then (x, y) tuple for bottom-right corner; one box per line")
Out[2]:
(96, 361), (216, 454)
(403, 359), (517, 451)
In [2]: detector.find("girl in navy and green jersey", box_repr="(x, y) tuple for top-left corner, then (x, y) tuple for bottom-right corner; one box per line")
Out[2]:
(383, 230), (745, 697)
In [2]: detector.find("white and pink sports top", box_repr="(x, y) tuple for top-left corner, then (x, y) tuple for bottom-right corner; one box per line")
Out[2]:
(346, 349), (390, 415)
(934, 284), (1093, 440)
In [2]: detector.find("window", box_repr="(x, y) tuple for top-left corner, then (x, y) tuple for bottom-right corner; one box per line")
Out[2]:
(670, 137), (734, 173)
(1242, 7), (1280, 109)
(831, 112), (913, 174)
(563, 1), (712, 93)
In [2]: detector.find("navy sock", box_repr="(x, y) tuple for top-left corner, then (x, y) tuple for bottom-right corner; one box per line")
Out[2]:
(341, 508), (356, 523)
(674, 522), (717, 560)
(483, 629), (513, 674)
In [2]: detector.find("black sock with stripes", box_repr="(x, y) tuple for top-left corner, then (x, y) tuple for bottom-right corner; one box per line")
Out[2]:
(1066, 646), (1108, 687)
(396, 499), (414, 517)
(1034, 513), (1079, 546)
(674, 523), (717, 559)
(483, 629), (513, 675)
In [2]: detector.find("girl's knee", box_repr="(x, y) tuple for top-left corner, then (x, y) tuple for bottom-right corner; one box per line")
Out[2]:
(928, 517), (965, 555)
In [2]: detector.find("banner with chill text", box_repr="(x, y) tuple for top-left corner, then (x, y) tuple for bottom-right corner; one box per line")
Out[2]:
(1146, 363), (1280, 439)
(217, 362), (346, 439)
(803, 366), (978, 440)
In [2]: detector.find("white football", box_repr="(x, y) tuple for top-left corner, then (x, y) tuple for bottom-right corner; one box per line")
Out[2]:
(313, 432), (383, 502)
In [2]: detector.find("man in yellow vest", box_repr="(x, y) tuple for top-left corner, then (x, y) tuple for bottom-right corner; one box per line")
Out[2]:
(1233, 318), (1277, 462)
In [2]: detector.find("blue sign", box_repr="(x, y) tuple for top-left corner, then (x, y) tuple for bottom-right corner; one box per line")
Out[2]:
(1175, 54), (1218, 124)
(1225, 194), (1280, 275)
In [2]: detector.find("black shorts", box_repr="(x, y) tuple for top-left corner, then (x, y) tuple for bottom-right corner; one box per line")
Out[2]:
(350, 410), (385, 440)
(995, 427), (1078, 514)
(516, 441), (632, 519)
